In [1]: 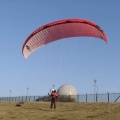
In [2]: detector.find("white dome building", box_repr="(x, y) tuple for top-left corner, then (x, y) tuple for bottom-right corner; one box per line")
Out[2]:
(57, 84), (78, 102)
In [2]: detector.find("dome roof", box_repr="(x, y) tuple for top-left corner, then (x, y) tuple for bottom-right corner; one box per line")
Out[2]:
(57, 84), (77, 95)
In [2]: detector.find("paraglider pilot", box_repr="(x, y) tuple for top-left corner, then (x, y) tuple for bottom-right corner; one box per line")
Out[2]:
(48, 89), (58, 110)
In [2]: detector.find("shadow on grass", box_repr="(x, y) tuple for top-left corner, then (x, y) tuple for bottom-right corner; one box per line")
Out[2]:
(25, 107), (50, 111)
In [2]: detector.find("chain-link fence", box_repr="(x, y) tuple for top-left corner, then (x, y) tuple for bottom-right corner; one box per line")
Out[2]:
(0, 93), (120, 102)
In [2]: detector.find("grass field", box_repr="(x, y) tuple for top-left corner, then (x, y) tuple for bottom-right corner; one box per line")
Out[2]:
(0, 101), (120, 120)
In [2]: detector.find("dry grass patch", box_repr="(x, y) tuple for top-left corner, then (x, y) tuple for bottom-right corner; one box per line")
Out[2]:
(0, 102), (120, 120)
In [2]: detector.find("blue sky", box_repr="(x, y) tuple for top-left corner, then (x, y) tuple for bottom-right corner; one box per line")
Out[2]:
(0, 0), (120, 97)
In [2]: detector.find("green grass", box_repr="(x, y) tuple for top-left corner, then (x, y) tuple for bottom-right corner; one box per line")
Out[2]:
(0, 102), (120, 120)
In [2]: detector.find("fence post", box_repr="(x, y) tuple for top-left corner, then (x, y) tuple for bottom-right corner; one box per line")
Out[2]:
(34, 96), (35, 101)
(108, 92), (109, 102)
(22, 96), (23, 101)
(86, 93), (87, 103)
(29, 96), (31, 101)
(96, 93), (98, 102)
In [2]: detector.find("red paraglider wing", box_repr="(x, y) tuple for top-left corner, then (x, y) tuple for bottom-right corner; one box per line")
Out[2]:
(22, 18), (108, 58)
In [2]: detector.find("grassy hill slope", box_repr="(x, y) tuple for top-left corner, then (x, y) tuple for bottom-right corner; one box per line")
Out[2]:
(0, 102), (120, 120)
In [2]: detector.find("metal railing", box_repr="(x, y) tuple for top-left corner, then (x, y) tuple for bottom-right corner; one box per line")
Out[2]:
(0, 93), (120, 102)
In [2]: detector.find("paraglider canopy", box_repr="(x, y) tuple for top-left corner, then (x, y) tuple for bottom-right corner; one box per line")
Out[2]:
(22, 18), (108, 58)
